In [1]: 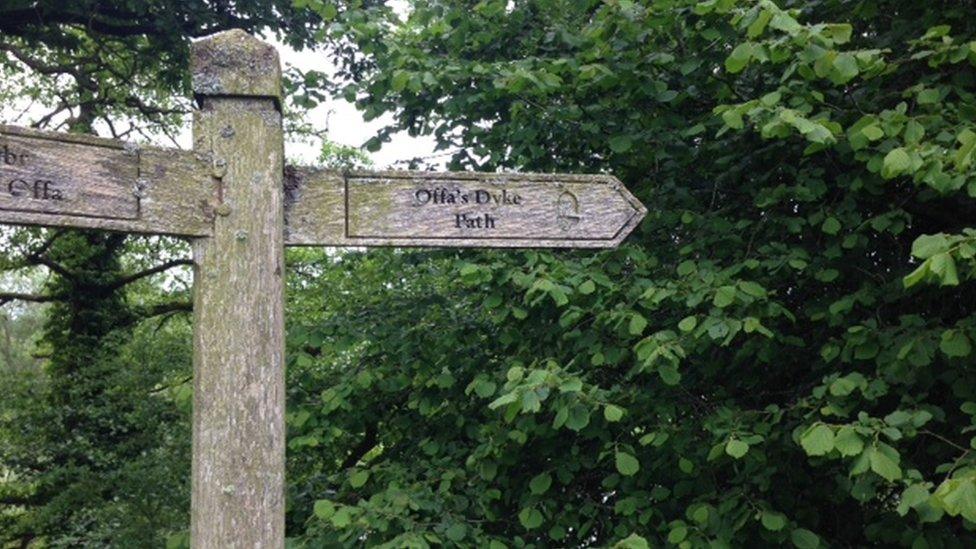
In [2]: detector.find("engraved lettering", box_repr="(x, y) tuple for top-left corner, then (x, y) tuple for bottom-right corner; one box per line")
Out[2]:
(0, 135), (141, 220)
(455, 212), (496, 229)
(4, 179), (65, 201)
(8, 179), (28, 197)
(41, 180), (64, 201)
(557, 191), (582, 231)
(2, 145), (25, 166)
(474, 189), (522, 206)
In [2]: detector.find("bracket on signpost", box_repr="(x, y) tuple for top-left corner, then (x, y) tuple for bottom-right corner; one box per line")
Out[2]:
(0, 29), (646, 548)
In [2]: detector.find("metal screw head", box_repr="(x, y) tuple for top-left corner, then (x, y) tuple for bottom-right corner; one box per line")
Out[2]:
(235, 229), (248, 241)
(215, 203), (232, 217)
(133, 178), (149, 198)
(220, 126), (235, 139)
(212, 158), (228, 178)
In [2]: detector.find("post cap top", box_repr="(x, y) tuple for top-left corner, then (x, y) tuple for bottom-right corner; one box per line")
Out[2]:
(191, 29), (282, 105)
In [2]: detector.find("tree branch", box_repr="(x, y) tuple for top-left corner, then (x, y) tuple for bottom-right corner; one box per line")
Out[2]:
(0, 494), (40, 506)
(0, 292), (62, 307)
(0, 42), (80, 79)
(108, 259), (193, 291)
(28, 256), (73, 279)
(0, 8), (157, 37)
(128, 300), (193, 325)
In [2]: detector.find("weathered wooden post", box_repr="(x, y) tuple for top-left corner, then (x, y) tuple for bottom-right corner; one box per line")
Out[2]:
(189, 30), (286, 547)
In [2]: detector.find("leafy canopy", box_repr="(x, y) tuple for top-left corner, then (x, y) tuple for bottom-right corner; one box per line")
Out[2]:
(283, 0), (976, 546)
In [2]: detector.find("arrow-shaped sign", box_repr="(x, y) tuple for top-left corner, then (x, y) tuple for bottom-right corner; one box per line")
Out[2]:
(285, 168), (646, 248)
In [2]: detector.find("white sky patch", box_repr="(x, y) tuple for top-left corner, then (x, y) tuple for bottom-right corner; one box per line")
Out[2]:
(0, 34), (439, 170)
(272, 36), (440, 168)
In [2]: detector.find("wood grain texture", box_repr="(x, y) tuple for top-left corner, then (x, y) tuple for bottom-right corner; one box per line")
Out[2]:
(0, 125), (214, 237)
(284, 168), (647, 248)
(190, 37), (286, 549)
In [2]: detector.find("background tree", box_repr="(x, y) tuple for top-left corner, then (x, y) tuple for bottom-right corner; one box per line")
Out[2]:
(0, 2), (339, 545)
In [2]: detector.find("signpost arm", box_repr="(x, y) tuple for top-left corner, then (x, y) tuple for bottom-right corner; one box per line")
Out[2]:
(189, 30), (286, 547)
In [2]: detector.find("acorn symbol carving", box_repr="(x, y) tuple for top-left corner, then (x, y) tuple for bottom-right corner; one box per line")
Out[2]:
(556, 191), (582, 231)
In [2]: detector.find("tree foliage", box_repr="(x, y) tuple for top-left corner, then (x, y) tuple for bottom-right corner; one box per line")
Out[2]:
(282, 0), (976, 546)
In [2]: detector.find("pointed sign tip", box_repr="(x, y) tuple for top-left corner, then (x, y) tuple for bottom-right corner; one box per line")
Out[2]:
(283, 169), (647, 249)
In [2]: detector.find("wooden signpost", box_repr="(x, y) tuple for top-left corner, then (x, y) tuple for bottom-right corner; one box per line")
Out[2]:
(0, 30), (645, 548)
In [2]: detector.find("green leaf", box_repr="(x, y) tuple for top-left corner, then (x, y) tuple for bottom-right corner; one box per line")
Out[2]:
(446, 523), (467, 542)
(882, 148), (912, 179)
(911, 234), (950, 259)
(917, 88), (940, 105)
(903, 262), (930, 289)
(897, 484), (931, 516)
(955, 129), (976, 170)
(929, 253), (960, 286)
(823, 23), (853, 44)
(761, 511), (787, 531)
(726, 42), (754, 73)
(904, 120), (925, 143)
(529, 472), (552, 495)
(349, 469), (369, 488)
(861, 125), (884, 141)
(615, 451), (640, 476)
(667, 526), (688, 544)
(830, 53), (859, 84)
(565, 404), (590, 431)
(833, 427), (864, 457)
(791, 528), (820, 549)
(578, 280), (596, 295)
(604, 404), (625, 422)
(391, 70), (410, 92)
(829, 377), (857, 397)
(738, 280), (767, 298)
(722, 109), (744, 130)
(473, 379), (497, 398)
(713, 285), (736, 308)
(518, 507), (544, 529)
(318, 3), (338, 20)
(614, 534), (650, 549)
(822, 217), (842, 235)
(800, 424), (835, 456)
(609, 136), (633, 153)
(770, 11), (802, 34)
(933, 476), (976, 522)
(678, 316), (698, 332)
(313, 499), (335, 519)
(628, 313), (648, 336)
(331, 507), (352, 528)
(869, 447), (902, 482)
(726, 438), (750, 459)
(747, 9), (773, 38)
(940, 330), (972, 358)
(692, 505), (709, 524)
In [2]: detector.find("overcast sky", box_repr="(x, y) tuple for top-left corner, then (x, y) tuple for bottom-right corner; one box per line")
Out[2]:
(273, 36), (441, 169)
(0, 33), (439, 170)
